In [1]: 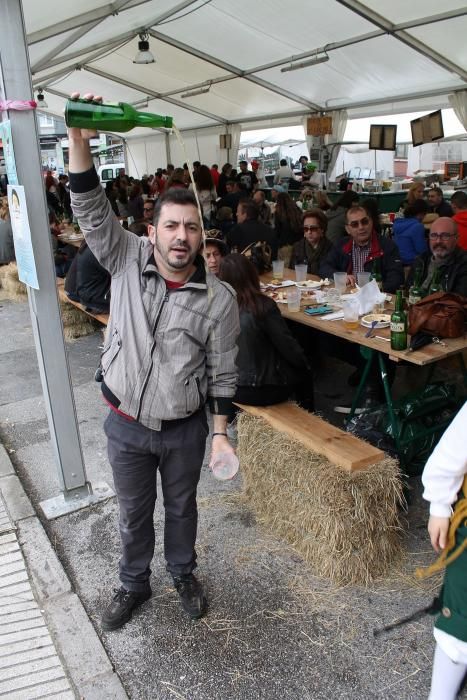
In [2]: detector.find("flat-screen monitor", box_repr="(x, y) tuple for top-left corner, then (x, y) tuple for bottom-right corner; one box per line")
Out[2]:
(410, 110), (444, 147)
(369, 124), (397, 151)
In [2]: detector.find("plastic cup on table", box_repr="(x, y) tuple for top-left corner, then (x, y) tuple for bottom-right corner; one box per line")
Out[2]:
(295, 264), (308, 284)
(272, 259), (285, 281)
(333, 272), (347, 295)
(357, 272), (371, 287)
(210, 451), (239, 481)
(287, 287), (301, 312)
(343, 299), (359, 330)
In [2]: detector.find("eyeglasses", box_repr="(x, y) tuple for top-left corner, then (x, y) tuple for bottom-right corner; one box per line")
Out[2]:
(303, 225), (321, 233)
(429, 232), (456, 241)
(347, 217), (370, 229)
(143, 207), (154, 212)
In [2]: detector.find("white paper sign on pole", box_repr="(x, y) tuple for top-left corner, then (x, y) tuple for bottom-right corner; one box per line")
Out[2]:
(7, 184), (39, 289)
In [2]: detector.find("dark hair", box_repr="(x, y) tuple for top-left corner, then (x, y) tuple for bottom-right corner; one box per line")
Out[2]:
(194, 164), (214, 191)
(274, 193), (302, 232)
(218, 253), (268, 317)
(193, 161), (201, 168)
(221, 163), (232, 175)
(239, 160), (247, 167)
(345, 205), (371, 224)
(238, 199), (259, 221)
(129, 182), (142, 200)
(303, 207), (328, 233)
(332, 190), (359, 211)
(451, 191), (467, 209)
(211, 164), (218, 169)
(153, 188), (199, 227)
(128, 222), (148, 237)
(404, 199), (429, 218)
(338, 177), (349, 191)
(280, 159), (287, 166)
(226, 178), (237, 187)
(166, 168), (186, 189)
(430, 186), (443, 198)
(117, 187), (128, 205)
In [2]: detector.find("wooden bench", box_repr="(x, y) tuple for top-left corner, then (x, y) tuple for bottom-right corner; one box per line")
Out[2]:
(235, 402), (384, 471)
(234, 401), (403, 585)
(56, 278), (109, 326)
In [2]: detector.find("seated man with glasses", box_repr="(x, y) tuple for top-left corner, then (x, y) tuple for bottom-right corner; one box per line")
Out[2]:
(289, 208), (333, 276)
(143, 199), (155, 223)
(409, 217), (467, 297)
(319, 205), (404, 292)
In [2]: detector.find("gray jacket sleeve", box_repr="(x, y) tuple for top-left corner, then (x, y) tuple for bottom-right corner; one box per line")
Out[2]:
(207, 282), (240, 414)
(70, 169), (140, 276)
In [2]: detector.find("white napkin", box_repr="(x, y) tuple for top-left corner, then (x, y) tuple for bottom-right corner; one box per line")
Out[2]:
(320, 310), (344, 321)
(350, 280), (386, 315)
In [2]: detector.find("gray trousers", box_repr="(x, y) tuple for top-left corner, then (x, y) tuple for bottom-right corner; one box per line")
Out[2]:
(104, 408), (208, 592)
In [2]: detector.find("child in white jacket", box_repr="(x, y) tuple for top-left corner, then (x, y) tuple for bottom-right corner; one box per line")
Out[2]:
(422, 401), (467, 700)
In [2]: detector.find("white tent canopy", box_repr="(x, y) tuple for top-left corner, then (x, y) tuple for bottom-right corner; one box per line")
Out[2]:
(22, 0), (467, 170)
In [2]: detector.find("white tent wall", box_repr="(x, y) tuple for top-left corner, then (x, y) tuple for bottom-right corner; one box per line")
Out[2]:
(167, 126), (227, 169)
(125, 135), (167, 178)
(330, 148), (394, 181)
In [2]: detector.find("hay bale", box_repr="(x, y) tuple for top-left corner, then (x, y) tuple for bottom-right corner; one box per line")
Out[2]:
(0, 263), (27, 300)
(59, 298), (100, 341)
(237, 412), (404, 586)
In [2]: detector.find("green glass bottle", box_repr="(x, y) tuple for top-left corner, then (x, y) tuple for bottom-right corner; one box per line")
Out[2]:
(429, 267), (443, 295)
(390, 290), (407, 351)
(65, 98), (173, 132)
(370, 257), (383, 291)
(408, 267), (423, 305)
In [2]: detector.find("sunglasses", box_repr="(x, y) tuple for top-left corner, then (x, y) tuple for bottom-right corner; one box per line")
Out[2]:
(303, 225), (321, 232)
(143, 207), (154, 212)
(429, 232), (456, 241)
(347, 217), (370, 229)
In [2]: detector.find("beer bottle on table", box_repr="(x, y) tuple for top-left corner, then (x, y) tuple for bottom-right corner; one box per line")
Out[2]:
(408, 267), (423, 305)
(429, 267), (443, 295)
(370, 257), (383, 291)
(390, 290), (407, 351)
(65, 98), (173, 132)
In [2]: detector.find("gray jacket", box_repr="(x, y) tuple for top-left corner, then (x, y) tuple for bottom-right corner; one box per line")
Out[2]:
(71, 176), (239, 430)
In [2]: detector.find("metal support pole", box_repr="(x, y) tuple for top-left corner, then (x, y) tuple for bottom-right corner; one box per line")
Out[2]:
(165, 131), (171, 166)
(0, 0), (113, 519)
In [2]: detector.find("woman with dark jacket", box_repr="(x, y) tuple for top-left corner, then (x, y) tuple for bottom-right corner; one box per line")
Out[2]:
(289, 208), (333, 275)
(127, 182), (144, 222)
(65, 241), (111, 313)
(218, 254), (313, 419)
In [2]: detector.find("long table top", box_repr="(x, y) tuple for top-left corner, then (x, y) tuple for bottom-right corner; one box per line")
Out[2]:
(261, 269), (467, 367)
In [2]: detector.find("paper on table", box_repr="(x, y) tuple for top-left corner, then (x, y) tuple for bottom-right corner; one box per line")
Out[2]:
(320, 310), (344, 321)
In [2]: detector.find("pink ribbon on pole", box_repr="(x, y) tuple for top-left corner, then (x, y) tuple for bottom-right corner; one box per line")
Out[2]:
(0, 99), (37, 111)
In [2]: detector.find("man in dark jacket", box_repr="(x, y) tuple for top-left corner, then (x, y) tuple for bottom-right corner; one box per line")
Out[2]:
(319, 205), (404, 293)
(226, 199), (278, 258)
(427, 187), (453, 218)
(409, 217), (467, 297)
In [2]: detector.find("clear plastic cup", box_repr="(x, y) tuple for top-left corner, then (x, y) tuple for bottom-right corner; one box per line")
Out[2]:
(272, 259), (285, 280)
(357, 272), (371, 287)
(295, 264), (308, 284)
(211, 452), (239, 481)
(343, 299), (359, 329)
(333, 272), (347, 295)
(287, 287), (301, 312)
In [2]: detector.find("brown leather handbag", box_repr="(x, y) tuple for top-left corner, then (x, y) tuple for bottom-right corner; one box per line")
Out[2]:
(408, 292), (467, 338)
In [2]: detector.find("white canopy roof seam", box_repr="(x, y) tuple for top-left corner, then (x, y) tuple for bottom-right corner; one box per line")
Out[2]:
(24, 0), (467, 137)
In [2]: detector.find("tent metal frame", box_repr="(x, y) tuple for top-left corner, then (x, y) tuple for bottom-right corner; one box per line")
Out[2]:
(26, 1), (467, 130)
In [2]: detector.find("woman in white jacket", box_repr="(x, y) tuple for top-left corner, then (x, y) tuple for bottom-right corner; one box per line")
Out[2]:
(422, 402), (467, 700)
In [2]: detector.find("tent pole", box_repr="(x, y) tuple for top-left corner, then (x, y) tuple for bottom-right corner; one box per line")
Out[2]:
(0, 0), (113, 519)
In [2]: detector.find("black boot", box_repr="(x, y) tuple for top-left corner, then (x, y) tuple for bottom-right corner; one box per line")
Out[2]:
(101, 586), (151, 631)
(172, 574), (207, 620)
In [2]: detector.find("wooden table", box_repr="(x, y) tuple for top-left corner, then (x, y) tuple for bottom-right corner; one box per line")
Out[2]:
(261, 268), (467, 467)
(57, 225), (84, 249)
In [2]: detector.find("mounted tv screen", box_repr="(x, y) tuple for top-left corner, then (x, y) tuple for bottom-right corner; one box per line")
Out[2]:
(369, 124), (397, 151)
(410, 110), (444, 147)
